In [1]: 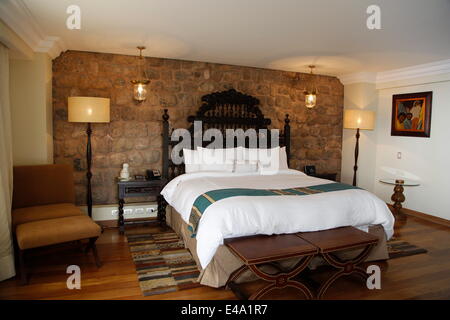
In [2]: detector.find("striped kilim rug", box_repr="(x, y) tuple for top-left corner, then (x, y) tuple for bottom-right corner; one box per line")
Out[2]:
(387, 238), (428, 259)
(126, 230), (201, 296)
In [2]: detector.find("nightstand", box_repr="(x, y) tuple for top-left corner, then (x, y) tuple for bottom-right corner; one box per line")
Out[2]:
(117, 178), (168, 234)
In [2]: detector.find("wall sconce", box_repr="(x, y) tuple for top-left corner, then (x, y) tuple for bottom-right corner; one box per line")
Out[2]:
(304, 65), (318, 109)
(131, 46), (150, 102)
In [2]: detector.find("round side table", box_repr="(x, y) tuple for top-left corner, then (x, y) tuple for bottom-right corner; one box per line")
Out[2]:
(379, 178), (420, 216)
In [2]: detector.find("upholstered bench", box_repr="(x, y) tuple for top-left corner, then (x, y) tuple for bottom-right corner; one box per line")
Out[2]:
(225, 227), (379, 300)
(225, 234), (318, 300)
(15, 215), (102, 284)
(297, 226), (379, 299)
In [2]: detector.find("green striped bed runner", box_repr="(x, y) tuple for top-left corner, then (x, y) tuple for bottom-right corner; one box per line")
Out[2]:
(187, 182), (360, 238)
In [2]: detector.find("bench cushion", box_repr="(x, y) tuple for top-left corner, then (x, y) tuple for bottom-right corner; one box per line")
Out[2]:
(12, 203), (84, 229)
(225, 234), (318, 265)
(16, 215), (102, 250)
(297, 226), (379, 253)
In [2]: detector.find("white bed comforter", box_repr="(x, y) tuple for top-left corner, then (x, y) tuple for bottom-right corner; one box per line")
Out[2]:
(161, 170), (395, 269)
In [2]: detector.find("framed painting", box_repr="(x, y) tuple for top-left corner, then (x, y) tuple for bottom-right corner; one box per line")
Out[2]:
(391, 91), (432, 137)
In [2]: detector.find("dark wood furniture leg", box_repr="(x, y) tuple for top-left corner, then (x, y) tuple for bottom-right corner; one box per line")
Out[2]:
(118, 198), (125, 234)
(225, 234), (317, 300)
(18, 248), (27, 285)
(85, 237), (102, 268)
(226, 255), (315, 300)
(317, 244), (375, 299)
(297, 226), (379, 299)
(157, 194), (167, 228)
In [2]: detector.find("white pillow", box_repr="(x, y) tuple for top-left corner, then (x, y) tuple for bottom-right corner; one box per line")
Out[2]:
(196, 147), (234, 172)
(234, 160), (259, 173)
(244, 147), (289, 174)
(279, 146), (289, 170)
(183, 148), (202, 173)
(199, 162), (234, 172)
(184, 146), (287, 174)
(258, 147), (280, 175)
(199, 147), (243, 164)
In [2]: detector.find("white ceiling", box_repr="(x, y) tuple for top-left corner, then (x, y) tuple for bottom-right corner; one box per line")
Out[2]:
(5, 0), (450, 76)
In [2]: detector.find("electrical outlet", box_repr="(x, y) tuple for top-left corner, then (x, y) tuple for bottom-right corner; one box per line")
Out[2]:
(124, 209), (133, 215)
(397, 152), (402, 159)
(111, 209), (118, 216)
(135, 208), (144, 214)
(146, 207), (156, 214)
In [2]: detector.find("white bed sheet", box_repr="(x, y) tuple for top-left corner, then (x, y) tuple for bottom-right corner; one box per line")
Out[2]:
(161, 170), (395, 269)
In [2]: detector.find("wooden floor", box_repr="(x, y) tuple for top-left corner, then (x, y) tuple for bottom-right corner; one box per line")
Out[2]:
(0, 214), (449, 300)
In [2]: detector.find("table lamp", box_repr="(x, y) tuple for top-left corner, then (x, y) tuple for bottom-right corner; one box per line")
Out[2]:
(343, 109), (375, 186)
(68, 96), (110, 217)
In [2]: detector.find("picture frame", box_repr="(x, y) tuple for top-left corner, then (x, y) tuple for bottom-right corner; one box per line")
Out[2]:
(391, 91), (432, 137)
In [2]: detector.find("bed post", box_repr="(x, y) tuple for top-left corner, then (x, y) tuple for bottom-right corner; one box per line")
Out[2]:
(284, 114), (291, 166)
(162, 109), (169, 179)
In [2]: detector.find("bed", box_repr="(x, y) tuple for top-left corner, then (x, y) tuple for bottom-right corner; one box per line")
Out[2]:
(159, 89), (394, 288)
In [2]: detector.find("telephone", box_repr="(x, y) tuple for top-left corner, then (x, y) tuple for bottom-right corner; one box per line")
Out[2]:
(146, 169), (161, 180)
(304, 165), (316, 176)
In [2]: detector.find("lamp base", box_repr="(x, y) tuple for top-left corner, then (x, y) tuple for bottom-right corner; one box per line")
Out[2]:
(86, 122), (93, 217)
(352, 128), (360, 187)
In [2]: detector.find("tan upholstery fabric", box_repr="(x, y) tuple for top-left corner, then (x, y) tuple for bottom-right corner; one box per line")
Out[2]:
(12, 164), (76, 209)
(12, 203), (84, 229)
(167, 206), (389, 288)
(16, 215), (101, 250)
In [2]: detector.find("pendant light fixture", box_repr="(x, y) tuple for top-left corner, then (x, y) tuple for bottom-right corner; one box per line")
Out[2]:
(131, 46), (150, 102)
(304, 65), (318, 109)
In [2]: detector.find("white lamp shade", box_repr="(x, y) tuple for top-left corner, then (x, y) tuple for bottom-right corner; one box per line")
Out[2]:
(344, 109), (375, 130)
(68, 97), (110, 123)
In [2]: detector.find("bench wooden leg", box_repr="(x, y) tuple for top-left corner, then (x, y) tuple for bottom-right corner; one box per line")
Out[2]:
(86, 237), (101, 268)
(225, 265), (248, 289)
(317, 244), (375, 299)
(226, 255), (314, 300)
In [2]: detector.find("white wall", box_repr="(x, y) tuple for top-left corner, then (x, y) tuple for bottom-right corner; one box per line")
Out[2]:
(373, 74), (450, 220)
(1, 20), (53, 166)
(10, 52), (53, 165)
(342, 74), (450, 220)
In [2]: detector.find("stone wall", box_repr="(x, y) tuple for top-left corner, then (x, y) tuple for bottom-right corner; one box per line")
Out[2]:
(53, 50), (343, 205)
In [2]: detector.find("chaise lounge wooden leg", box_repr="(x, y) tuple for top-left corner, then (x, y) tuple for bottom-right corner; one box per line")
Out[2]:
(18, 248), (28, 285)
(86, 237), (102, 268)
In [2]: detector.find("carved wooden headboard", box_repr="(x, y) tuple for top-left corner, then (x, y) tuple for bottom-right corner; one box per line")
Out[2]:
(162, 89), (290, 180)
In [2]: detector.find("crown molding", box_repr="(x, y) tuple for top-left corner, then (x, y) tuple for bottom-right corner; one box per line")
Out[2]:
(338, 72), (377, 85)
(339, 59), (450, 86)
(375, 59), (450, 83)
(0, 0), (66, 59)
